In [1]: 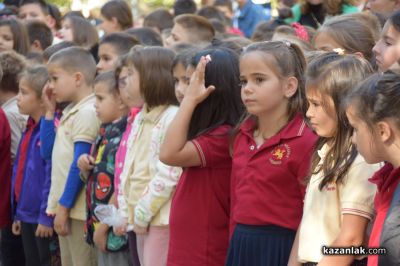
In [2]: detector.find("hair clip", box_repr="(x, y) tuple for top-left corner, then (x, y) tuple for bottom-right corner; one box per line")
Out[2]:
(291, 22), (310, 42)
(285, 41), (291, 48)
(333, 48), (345, 55)
(205, 54), (212, 63)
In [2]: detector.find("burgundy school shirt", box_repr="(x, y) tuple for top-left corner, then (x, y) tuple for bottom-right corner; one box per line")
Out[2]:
(367, 163), (400, 266)
(0, 108), (12, 228)
(231, 114), (317, 230)
(168, 125), (232, 266)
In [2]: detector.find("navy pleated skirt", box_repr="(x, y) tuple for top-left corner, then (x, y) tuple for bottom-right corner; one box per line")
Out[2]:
(225, 224), (296, 266)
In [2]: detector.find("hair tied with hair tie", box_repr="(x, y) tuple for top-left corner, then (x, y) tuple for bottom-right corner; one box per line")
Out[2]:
(290, 22), (309, 42)
(333, 48), (345, 55)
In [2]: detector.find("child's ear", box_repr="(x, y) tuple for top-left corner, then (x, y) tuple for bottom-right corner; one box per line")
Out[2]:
(353, 52), (364, 58)
(283, 77), (298, 98)
(376, 120), (392, 143)
(74, 72), (85, 87)
(31, 40), (42, 51)
(111, 17), (120, 29)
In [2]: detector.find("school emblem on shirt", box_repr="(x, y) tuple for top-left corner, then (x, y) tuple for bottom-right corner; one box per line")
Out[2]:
(269, 144), (291, 165)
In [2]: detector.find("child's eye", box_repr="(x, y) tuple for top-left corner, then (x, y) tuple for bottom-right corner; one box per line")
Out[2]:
(255, 77), (264, 84)
(173, 78), (179, 85)
(239, 80), (247, 88)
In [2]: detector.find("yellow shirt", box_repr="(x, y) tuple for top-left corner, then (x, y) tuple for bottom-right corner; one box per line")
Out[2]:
(47, 94), (101, 220)
(298, 144), (379, 263)
(121, 105), (182, 227)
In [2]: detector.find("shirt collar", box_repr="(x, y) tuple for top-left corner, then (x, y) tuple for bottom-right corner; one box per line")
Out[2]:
(369, 162), (400, 193)
(1, 96), (17, 108)
(140, 104), (168, 124)
(240, 113), (307, 141)
(62, 94), (95, 121)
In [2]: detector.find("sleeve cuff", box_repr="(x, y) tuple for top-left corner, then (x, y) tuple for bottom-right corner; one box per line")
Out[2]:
(38, 214), (54, 227)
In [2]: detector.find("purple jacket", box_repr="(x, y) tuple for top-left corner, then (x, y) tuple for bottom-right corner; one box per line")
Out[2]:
(11, 117), (53, 227)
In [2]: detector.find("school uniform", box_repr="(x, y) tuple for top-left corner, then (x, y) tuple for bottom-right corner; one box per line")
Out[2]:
(47, 94), (100, 266)
(368, 163), (400, 266)
(168, 125), (232, 266)
(11, 118), (53, 266)
(226, 114), (317, 266)
(298, 145), (378, 264)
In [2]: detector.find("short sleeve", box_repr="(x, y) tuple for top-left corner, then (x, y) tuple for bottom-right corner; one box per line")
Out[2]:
(340, 157), (378, 220)
(190, 126), (231, 168)
(71, 108), (100, 143)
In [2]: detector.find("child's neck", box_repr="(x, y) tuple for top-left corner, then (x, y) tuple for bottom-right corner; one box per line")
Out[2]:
(0, 91), (17, 105)
(256, 107), (289, 140)
(71, 85), (93, 104)
(30, 107), (46, 124)
(386, 139), (400, 168)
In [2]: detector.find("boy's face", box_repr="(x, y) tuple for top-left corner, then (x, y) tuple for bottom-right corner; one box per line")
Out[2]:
(47, 64), (77, 103)
(94, 82), (120, 123)
(0, 26), (14, 53)
(19, 4), (49, 23)
(17, 78), (42, 116)
(97, 43), (120, 74)
(165, 23), (192, 47)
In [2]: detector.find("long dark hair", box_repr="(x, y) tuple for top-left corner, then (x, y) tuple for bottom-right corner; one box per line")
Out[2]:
(345, 71), (400, 132)
(306, 52), (374, 190)
(187, 47), (244, 139)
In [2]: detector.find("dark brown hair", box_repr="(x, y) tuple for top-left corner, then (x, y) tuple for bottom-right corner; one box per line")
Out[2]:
(143, 8), (174, 33)
(43, 41), (76, 62)
(300, 0), (357, 16)
(127, 46), (178, 109)
(0, 18), (30, 55)
(242, 41), (308, 120)
(64, 15), (99, 49)
(0, 51), (26, 94)
(174, 14), (215, 43)
(26, 20), (53, 50)
(306, 52), (374, 190)
(101, 0), (133, 30)
(187, 48), (244, 139)
(100, 32), (139, 54)
(345, 71), (400, 131)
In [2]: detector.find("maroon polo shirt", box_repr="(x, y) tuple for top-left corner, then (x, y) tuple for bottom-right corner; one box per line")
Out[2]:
(168, 125), (232, 266)
(231, 114), (317, 231)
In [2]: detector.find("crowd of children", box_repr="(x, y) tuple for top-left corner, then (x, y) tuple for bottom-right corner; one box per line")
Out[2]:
(1, 0), (400, 266)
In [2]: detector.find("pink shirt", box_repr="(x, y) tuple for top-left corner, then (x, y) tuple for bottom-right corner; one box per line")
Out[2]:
(114, 108), (140, 207)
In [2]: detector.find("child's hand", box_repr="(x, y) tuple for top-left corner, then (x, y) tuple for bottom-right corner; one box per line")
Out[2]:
(77, 154), (95, 173)
(113, 218), (128, 236)
(42, 82), (56, 119)
(133, 223), (148, 235)
(54, 205), (70, 236)
(184, 55), (215, 105)
(12, 221), (21, 235)
(94, 223), (109, 253)
(35, 224), (54, 238)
